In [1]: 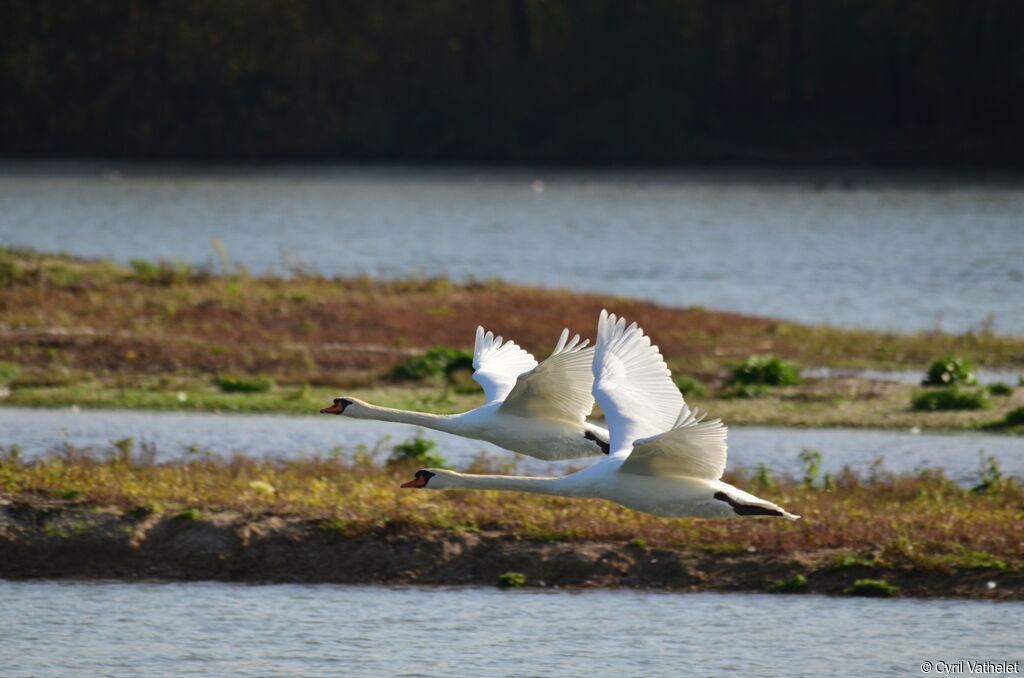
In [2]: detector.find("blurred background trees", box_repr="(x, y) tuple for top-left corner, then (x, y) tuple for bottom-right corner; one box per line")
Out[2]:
(2, 0), (1022, 164)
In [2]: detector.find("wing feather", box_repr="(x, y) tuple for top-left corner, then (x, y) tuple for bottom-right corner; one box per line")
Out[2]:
(592, 309), (684, 456)
(499, 328), (595, 423)
(620, 403), (728, 479)
(471, 326), (538, 403)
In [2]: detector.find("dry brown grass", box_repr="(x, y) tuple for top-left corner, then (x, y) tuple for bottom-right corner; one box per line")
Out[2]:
(3, 249), (1023, 391)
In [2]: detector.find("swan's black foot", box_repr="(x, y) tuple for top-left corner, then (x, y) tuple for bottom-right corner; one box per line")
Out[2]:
(584, 431), (610, 455)
(713, 491), (785, 517)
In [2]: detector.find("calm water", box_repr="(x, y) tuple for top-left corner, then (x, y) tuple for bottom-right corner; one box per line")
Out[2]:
(2, 162), (1023, 333)
(2, 407), (1020, 483)
(0, 581), (1020, 678)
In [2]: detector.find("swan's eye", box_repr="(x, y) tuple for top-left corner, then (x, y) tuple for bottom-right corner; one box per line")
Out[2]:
(335, 398), (353, 407)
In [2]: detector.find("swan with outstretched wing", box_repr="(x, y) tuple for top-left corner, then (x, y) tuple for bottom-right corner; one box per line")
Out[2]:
(400, 310), (799, 521)
(321, 326), (610, 461)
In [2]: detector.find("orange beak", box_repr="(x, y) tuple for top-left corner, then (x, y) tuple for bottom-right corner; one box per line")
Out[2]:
(320, 400), (347, 414)
(401, 475), (429, 488)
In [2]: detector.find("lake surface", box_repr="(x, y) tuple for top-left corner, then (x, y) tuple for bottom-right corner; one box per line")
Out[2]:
(2, 407), (1020, 484)
(1, 580), (1020, 678)
(2, 162), (1023, 333)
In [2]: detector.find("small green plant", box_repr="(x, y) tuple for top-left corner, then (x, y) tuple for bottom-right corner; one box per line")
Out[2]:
(1001, 407), (1024, 427)
(831, 554), (876, 570)
(752, 463), (775, 491)
(173, 508), (202, 521)
(986, 382), (1014, 396)
(767, 573), (807, 593)
(214, 374), (275, 393)
(911, 386), (991, 411)
(922, 356), (977, 386)
(53, 487), (81, 500)
(385, 435), (450, 469)
(392, 346), (474, 381)
(672, 374), (708, 398)
(843, 579), (900, 597)
(631, 537), (648, 549)
(0, 362), (19, 384)
(497, 571), (527, 588)
(972, 454), (1005, 494)
(798, 448), (823, 489)
(130, 258), (198, 285)
(719, 383), (770, 399)
(730, 355), (800, 387)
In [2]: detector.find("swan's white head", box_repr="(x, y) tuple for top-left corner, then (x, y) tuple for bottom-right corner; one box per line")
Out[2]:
(319, 397), (370, 417)
(400, 469), (455, 489)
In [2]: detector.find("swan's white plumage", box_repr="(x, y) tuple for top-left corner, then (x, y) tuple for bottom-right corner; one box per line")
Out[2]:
(471, 326), (538, 403)
(593, 309), (684, 456)
(500, 329), (595, 424)
(624, 403), (727, 480)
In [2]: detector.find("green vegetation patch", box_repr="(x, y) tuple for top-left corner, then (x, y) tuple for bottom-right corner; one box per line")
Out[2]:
(385, 435), (450, 470)
(843, 579), (900, 597)
(911, 386), (992, 411)
(214, 375), (275, 393)
(0, 362), (19, 384)
(730, 355), (801, 387)
(497, 571), (527, 588)
(766, 573), (807, 593)
(392, 346), (473, 381)
(986, 382), (1015, 397)
(673, 374), (708, 398)
(922, 356), (977, 387)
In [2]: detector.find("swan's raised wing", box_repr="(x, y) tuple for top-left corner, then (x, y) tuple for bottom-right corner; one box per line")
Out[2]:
(620, 403), (727, 479)
(499, 329), (595, 423)
(472, 326), (538, 403)
(592, 310), (684, 456)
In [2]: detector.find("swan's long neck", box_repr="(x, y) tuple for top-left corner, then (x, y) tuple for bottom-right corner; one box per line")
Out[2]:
(435, 471), (572, 496)
(348, 403), (462, 433)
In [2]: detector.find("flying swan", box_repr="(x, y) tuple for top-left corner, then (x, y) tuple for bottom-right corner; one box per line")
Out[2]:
(320, 326), (610, 461)
(400, 310), (799, 520)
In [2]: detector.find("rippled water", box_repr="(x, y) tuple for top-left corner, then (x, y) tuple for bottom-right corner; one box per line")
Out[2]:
(1, 581), (1020, 678)
(2, 407), (1020, 483)
(2, 162), (1022, 332)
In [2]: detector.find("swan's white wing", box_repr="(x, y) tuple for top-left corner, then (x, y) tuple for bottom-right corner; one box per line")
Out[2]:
(592, 309), (684, 456)
(499, 329), (595, 423)
(620, 403), (727, 479)
(472, 326), (538, 403)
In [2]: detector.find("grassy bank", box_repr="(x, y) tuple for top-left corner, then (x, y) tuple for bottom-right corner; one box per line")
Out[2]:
(2, 248), (1023, 430)
(1, 448), (1022, 597)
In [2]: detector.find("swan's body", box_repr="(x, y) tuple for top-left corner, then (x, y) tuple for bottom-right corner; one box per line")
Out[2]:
(321, 327), (609, 461)
(402, 311), (799, 521)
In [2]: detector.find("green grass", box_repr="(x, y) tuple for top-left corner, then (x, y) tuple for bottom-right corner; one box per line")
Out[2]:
(497, 572), (527, 588)
(843, 579), (900, 597)
(730, 355), (801, 387)
(214, 374), (275, 393)
(911, 386), (992, 411)
(766, 573), (807, 593)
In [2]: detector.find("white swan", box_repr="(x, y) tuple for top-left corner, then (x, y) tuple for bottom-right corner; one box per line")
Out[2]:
(320, 326), (610, 461)
(400, 310), (799, 521)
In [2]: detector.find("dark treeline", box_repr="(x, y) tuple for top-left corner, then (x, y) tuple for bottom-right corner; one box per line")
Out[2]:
(2, 0), (1023, 165)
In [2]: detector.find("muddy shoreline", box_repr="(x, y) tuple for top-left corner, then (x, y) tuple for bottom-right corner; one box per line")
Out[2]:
(2, 498), (1019, 600)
